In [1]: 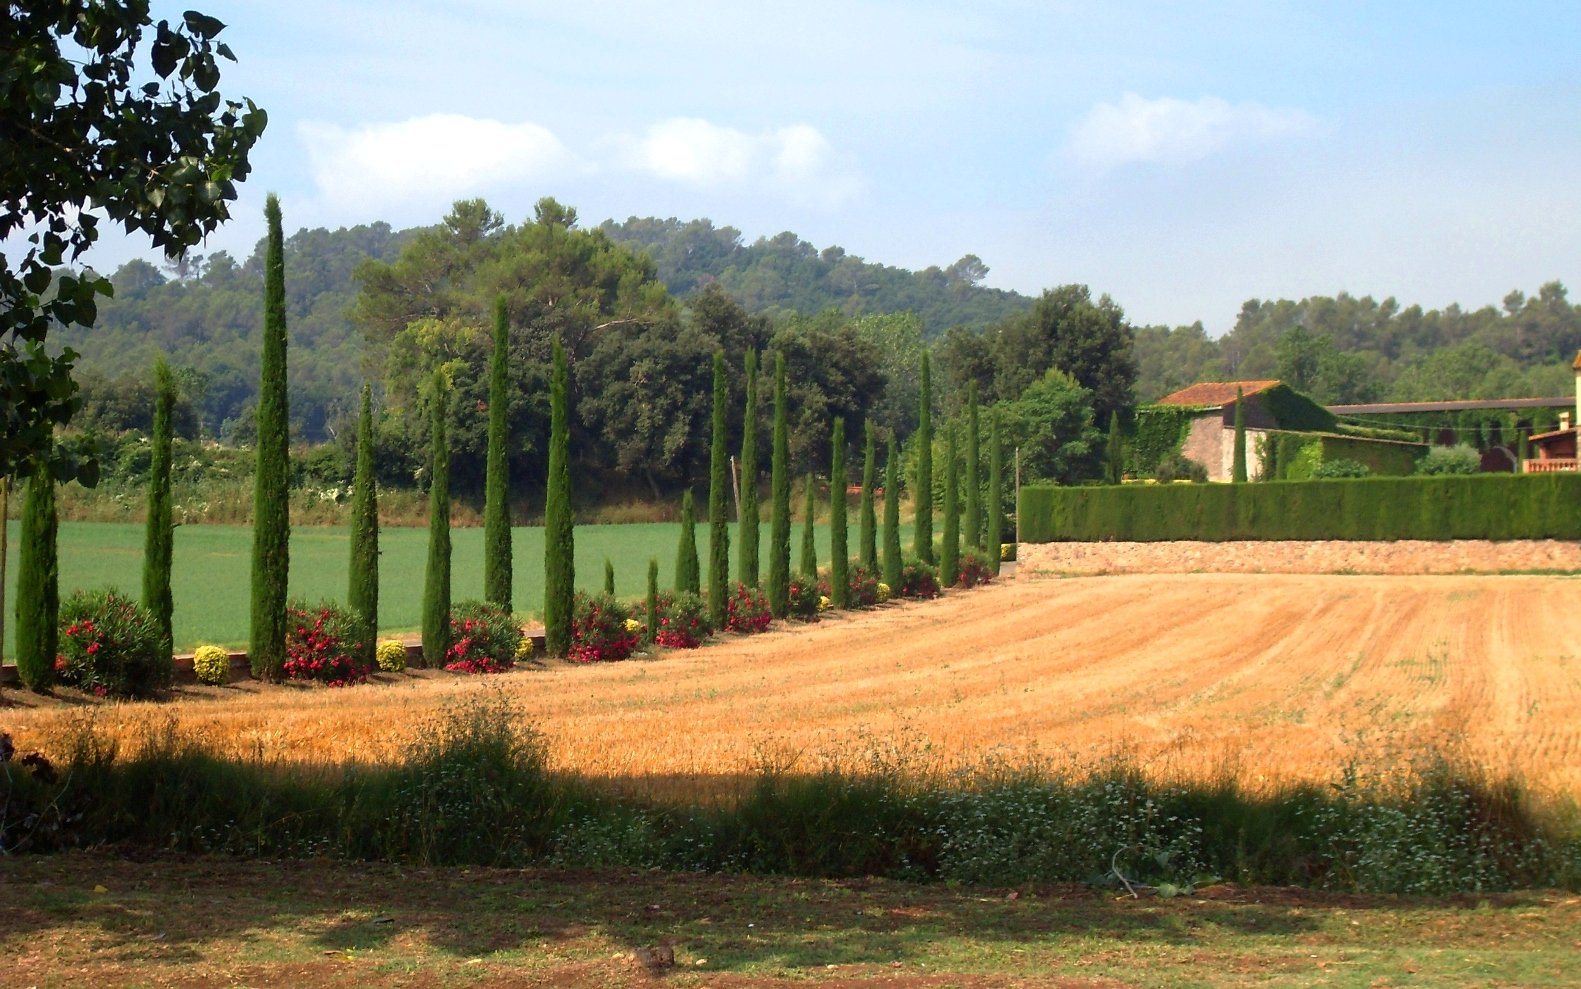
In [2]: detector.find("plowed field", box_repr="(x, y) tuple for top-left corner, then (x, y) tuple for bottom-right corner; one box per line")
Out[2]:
(7, 573), (1581, 799)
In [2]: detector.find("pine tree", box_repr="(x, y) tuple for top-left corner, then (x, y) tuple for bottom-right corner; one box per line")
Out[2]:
(348, 381), (379, 661)
(604, 559), (616, 596)
(800, 474), (818, 578)
(1105, 410), (1124, 485)
(483, 295), (512, 609)
(15, 469), (58, 691)
(421, 371), (451, 668)
(829, 418), (849, 608)
(543, 336), (575, 656)
(143, 356), (175, 658)
(941, 419), (960, 586)
(914, 351), (934, 563)
(965, 381), (981, 552)
(767, 352), (792, 617)
(645, 557), (659, 644)
(858, 420), (878, 572)
(989, 408), (1004, 576)
(1232, 386), (1248, 483)
(676, 488), (700, 595)
(706, 351), (730, 628)
(250, 193), (290, 681)
(883, 431), (902, 589)
(738, 349), (760, 586)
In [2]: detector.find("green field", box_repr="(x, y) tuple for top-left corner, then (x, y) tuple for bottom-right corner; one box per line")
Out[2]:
(1, 519), (909, 655)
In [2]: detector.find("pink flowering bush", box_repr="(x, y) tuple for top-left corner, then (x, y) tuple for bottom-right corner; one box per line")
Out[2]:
(897, 559), (942, 600)
(786, 574), (821, 620)
(444, 600), (522, 675)
(654, 591), (711, 648)
(569, 592), (641, 662)
(955, 550), (995, 589)
(56, 588), (170, 698)
(845, 563), (880, 608)
(724, 581), (772, 633)
(283, 600), (373, 687)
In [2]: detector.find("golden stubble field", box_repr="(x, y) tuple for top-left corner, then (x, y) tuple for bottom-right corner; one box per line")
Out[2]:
(7, 572), (1581, 801)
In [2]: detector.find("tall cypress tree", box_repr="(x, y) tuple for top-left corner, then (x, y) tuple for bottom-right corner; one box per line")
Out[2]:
(965, 381), (981, 552)
(421, 371), (451, 668)
(483, 295), (512, 609)
(543, 335), (575, 656)
(883, 432), (902, 589)
(676, 488), (700, 595)
(706, 352), (730, 627)
(989, 408), (1004, 576)
(914, 351), (933, 563)
(799, 474), (818, 578)
(767, 352), (791, 617)
(348, 381), (379, 661)
(858, 420), (878, 572)
(829, 418), (849, 608)
(250, 193), (290, 681)
(940, 419), (960, 586)
(737, 349), (760, 586)
(645, 557), (659, 644)
(604, 559), (616, 596)
(143, 356), (175, 658)
(1231, 387), (1248, 483)
(15, 468), (58, 691)
(1105, 410), (1124, 486)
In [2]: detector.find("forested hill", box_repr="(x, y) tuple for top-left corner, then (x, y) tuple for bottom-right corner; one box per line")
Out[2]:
(597, 216), (1032, 334)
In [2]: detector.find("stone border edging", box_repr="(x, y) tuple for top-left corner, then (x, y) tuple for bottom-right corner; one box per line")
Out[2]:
(1017, 539), (1581, 576)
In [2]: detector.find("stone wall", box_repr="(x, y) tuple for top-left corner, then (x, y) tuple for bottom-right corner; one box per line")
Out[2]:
(1018, 539), (1581, 575)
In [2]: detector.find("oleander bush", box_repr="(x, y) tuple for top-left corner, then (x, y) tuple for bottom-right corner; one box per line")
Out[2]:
(283, 600), (373, 687)
(896, 559), (941, 600)
(569, 592), (641, 662)
(786, 573), (820, 620)
(954, 550), (995, 589)
(654, 591), (711, 649)
(191, 645), (231, 686)
(56, 589), (171, 699)
(845, 563), (880, 608)
(444, 600), (522, 675)
(724, 581), (773, 633)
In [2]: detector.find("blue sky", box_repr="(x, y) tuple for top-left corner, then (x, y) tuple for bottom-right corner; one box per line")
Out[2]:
(99, 1), (1581, 333)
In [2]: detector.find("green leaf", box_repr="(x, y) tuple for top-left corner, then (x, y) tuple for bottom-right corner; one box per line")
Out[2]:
(183, 11), (227, 37)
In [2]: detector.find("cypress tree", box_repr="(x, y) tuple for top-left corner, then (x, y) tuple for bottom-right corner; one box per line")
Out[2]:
(965, 381), (981, 552)
(738, 349), (760, 586)
(15, 468), (58, 691)
(483, 295), (512, 609)
(706, 351), (730, 628)
(941, 419), (960, 586)
(250, 193), (290, 681)
(829, 417), (849, 608)
(882, 432), (902, 589)
(800, 474), (818, 578)
(858, 420), (878, 572)
(989, 409), (1004, 576)
(676, 488), (700, 595)
(767, 352), (791, 617)
(421, 371), (451, 668)
(604, 559), (616, 596)
(348, 381), (379, 660)
(1232, 386), (1248, 483)
(1105, 410), (1124, 485)
(645, 557), (659, 644)
(914, 351), (934, 563)
(143, 356), (175, 658)
(543, 336), (575, 656)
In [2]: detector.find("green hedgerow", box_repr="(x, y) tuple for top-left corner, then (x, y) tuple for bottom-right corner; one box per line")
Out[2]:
(57, 588), (171, 699)
(191, 645), (231, 686)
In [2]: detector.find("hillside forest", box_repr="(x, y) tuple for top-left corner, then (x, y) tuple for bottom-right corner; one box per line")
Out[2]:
(55, 196), (1581, 502)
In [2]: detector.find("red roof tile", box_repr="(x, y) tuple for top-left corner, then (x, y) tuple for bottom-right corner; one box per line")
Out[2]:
(1154, 380), (1281, 408)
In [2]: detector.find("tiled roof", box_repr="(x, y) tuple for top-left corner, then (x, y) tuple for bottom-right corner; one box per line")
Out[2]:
(1154, 380), (1281, 408)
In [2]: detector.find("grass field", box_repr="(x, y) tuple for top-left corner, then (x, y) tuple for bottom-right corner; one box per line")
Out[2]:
(6, 851), (1578, 988)
(0, 519), (907, 655)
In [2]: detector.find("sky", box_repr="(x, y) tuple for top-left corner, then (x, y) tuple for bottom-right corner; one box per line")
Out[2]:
(88, 0), (1581, 334)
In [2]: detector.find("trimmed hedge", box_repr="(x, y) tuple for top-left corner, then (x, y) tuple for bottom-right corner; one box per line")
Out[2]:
(1020, 473), (1581, 543)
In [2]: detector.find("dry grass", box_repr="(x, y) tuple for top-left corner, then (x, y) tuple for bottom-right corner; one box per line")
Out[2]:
(6, 572), (1581, 803)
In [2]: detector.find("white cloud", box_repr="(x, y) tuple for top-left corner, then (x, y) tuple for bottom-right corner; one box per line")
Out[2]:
(297, 114), (574, 215)
(1067, 93), (1315, 168)
(616, 118), (861, 205)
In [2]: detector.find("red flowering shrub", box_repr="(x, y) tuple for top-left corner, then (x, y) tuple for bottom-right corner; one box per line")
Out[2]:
(955, 550), (995, 589)
(569, 592), (640, 662)
(56, 588), (170, 698)
(897, 559), (941, 600)
(786, 574), (821, 620)
(654, 591), (711, 648)
(283, 600), (373, 687)
(845, 563), (880, 608)
(445, 600), (522, 674)
(724, 581), (772, 633)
